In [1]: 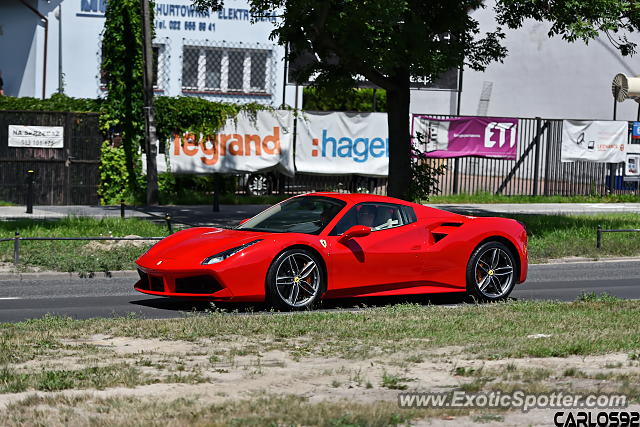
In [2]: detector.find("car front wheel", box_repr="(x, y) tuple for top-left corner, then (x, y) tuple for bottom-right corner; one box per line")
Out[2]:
(466, 241), (517, 302)
(266, 249), (323, 310)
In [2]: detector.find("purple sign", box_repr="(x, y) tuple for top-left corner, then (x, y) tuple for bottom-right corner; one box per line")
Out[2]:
(411, 115), (518, 160)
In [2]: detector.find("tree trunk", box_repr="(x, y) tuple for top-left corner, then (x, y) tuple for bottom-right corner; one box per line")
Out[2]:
(386, 75), (411, 200)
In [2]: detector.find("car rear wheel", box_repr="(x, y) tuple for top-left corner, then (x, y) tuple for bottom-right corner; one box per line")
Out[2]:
(266, 249), (323, 310)
(466, 241), (517, 302)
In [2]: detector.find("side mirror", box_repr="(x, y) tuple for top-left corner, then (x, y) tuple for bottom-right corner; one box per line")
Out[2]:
(340, 225), (371, 241)
(239, 218), (250, 225)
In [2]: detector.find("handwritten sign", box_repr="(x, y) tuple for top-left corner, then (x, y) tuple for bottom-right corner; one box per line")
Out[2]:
(8, 125), (64, 149)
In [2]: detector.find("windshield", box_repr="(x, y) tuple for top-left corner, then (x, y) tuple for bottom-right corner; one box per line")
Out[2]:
(237, 196), (346, 234)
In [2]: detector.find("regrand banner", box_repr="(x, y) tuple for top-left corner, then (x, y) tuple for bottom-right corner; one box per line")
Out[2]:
(167, 110), (295, 175)
(295, 112), (389, 176)
(411, 115), (518, 160)
(561, 120), (627, 163)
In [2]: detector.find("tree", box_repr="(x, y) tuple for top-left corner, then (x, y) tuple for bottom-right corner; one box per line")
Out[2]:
(194, 0), (640, 200)
(101, 0), (147, 197)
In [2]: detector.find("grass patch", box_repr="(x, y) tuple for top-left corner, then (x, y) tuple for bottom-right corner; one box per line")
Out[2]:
(0, 364), (146, 393)
(4, 300), (640, 363)
(0, 217), (168, 272)
(0, 393), (474, 427)
(0, 209), (638, 272)
(500, 213), (640, 262)
(427, 192), (640, 204)
(380, 371), (413, 390)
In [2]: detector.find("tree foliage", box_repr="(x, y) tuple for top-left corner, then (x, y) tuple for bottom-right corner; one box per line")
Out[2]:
(193, 0), (640, 200)
(302, 87), (387, 112)
(101, 0), (148, 195)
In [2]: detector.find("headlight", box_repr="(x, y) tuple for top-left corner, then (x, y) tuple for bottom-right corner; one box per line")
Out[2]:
(202, 240), (263, 265)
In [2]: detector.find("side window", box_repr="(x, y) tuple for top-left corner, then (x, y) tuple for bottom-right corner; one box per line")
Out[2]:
(330, 203), (408, 235)
(401, 206), (417, 224)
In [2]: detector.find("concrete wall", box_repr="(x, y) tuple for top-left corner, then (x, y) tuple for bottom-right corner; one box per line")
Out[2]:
(410, 3), (640, 121)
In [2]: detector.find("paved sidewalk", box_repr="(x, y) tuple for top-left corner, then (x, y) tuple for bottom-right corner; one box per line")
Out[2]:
(0, 202), (638, 227)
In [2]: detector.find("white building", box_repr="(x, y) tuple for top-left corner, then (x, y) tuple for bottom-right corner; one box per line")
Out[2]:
(0, 0), (300, 106)
(1, 0), (639, 121)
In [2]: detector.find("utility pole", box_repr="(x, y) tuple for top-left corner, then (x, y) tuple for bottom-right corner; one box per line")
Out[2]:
(140, 0), (159, 205)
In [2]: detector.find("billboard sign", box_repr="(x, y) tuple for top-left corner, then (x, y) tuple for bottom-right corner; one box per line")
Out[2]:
(411, 115), (518, 159)
(561, 120), (627, 163)
(167, 110), (295, 175)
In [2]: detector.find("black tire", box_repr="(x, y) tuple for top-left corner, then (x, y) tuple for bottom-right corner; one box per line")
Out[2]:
(246, 174), (272, 196)
(466, 241), (517, 302)
(266, 248), (324, 310)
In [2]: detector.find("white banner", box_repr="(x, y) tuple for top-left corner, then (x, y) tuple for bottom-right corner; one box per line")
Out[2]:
(295, 112), (389, 176)
(8, 125), (64, 148)
(561, 120), (627, 163)
(167, 110), (294, 175)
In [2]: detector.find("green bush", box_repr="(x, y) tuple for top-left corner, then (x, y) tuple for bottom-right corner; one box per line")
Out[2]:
(0, 93), (102, 113)
(303, 87), (386, 112)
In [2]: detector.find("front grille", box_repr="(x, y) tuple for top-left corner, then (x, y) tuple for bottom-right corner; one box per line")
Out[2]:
(136, 269), (150, 290)
(149, 276), (165, 292)
(174, 275), (223, 294)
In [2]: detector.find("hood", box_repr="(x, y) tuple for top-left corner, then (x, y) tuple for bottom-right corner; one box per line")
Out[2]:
(144, 228), (270, 263)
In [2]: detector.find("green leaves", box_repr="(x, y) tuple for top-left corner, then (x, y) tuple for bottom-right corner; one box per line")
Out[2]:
(101, 0), (148, 194)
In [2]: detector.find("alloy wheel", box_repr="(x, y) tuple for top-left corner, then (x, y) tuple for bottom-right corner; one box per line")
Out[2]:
(474, 247), (514, 299)
(275, 252), (320, 307)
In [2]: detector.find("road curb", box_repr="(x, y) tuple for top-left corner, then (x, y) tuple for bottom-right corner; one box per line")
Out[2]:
(0, 270), (138, 281)
(0, 257), (639, 281)
(536, 256), (640, 265)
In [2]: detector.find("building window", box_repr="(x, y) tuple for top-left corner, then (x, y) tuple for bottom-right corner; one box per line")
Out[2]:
(100, 42), (168, 92)
(181, 44), (273, 95)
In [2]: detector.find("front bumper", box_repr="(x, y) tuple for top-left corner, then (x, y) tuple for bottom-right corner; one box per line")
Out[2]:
(134, 266), (236, 300)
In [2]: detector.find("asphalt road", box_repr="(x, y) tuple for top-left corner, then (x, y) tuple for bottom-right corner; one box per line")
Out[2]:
(0, 260), (638, 323)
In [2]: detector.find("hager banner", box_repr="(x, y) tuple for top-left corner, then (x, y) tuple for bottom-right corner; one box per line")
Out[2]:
(295, 111), (389, 176)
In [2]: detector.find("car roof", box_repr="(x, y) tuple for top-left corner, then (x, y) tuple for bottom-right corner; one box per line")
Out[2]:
(301, 192), (417, 206)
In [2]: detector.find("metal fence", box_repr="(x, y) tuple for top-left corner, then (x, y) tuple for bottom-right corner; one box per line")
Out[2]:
(235, 116), (640, 198)
(418, 116), (639, 197)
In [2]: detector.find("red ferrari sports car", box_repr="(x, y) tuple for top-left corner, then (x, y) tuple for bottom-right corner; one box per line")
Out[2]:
(135, 193), (528, 309)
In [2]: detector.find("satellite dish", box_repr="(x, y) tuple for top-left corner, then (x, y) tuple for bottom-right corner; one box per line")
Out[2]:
(612, 73), (640, 102)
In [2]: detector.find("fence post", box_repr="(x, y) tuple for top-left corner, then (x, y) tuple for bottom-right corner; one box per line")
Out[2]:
(608, 164), (617, 194)
(596, 225), (602, 249)
(26, 170), (35, 214)
(13, 231), (20, 266)
(533, 117), (542, 196)
(452, 158), (460, 194)
(543, 121), (552, 196)
(120, 200), (125, 219)
(165, 213), (173, 234)
(212, 174), (221, 213)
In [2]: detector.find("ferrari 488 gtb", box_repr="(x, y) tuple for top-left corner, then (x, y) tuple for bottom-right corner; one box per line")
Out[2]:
(135, 193), (528, 309)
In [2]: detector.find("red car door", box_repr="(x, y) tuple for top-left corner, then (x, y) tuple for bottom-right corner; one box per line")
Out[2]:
(323, 203), (428, 297)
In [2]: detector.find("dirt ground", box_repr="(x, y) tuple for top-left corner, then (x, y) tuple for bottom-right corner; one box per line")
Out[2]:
(2, 334), (639, 425)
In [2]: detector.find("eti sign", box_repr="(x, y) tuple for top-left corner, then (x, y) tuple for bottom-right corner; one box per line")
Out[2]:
(485, 122), (517, 149)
